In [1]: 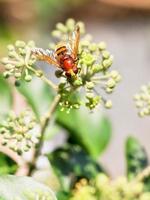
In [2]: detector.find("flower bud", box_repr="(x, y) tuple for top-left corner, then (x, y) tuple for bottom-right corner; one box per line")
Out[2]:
(51, 30), (61, 38)
(98, 42), (107, 50)
(15, 80), (21, 87)
(77, 22), (85, 34)
(92, 64), (103, 73)
(16, 62), (24, 68)
(86, 92), (94, 99)
(8, 51), (16, 58)
(5, 64), (14, 70)
(89, 43), (97, 52)
(27, 40), (35, 47)
(36, 70), (43, 77)
(102, 50), (110, 59)
(18, 48), (26, 55)
(74, 78), (83, 86)
(15, 72), (22, 78)
(15, 40), (26, 48)
(25, 75), (32, 82)
(86, 82), (94, 89)
(106, 79), (116, 88)
(7, 45), (15, 51)
(1, 57), (9, 64)
(105, 100), (112, 109)
(102, 59), (112, 69)
(56, 23), (67, 33)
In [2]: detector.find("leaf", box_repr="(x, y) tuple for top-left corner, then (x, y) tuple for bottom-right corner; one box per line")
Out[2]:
(56, 109), (112, 159)
(48, 144), (104, 192)
(125, 136), (149, 180)
(0, 175), (57, 200)
(56, 191), (70, 200)
(0, 153), (18, 175)
(17, 77), (54, 120)
(0, 75), (13, 118)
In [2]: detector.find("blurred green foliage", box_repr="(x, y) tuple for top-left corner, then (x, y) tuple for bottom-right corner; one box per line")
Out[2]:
(126, 136), (150, 192)
(125, 136), (149, 180)
(0, 75), (13, 119)
(17, 78), (54, 121)
(56, 111), (111, 159)
(0, 153), (17, 175)
(48, 144), (104, 192)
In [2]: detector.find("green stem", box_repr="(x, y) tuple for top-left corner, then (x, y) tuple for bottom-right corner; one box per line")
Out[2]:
(41, 75), (58, 91)
(28, 94), (61, 175)
(27, 66), (58, 91)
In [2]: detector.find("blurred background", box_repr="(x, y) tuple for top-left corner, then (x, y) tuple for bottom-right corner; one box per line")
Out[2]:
(0, 0), (150, 177)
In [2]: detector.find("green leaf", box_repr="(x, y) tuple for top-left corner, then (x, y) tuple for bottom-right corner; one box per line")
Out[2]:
(56, 109), (112, 159)
(56, 191), (70, 200)
(17, 78), (54, 120)
(125, 136), (149, 180)
(48, 144), (104, 192)
(0, 153), (18, 175)
(0, 75), (13, 118)
(0, 175), (57, 200)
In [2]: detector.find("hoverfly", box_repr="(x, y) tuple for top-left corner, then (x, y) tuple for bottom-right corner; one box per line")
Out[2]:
(32, 25), (80, 77)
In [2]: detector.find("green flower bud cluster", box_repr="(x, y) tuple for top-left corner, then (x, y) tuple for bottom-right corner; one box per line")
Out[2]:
(134, 83), (150, 117)
(58, 82), (81, 113)
(70, 173), (150, 200)
(51, 19), (121, 111)
(51, 18), (85, 41)
(1, 40), (37, 85)
(0, 110), (41, 154)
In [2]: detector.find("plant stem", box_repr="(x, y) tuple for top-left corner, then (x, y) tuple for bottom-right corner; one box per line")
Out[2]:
(27, 65), (58, 91)
(28, 94), (61, 175)
(41, 76), (58, 91)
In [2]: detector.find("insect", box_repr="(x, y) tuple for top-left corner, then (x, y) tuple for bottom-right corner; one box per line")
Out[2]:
(32, 25), (80, 77)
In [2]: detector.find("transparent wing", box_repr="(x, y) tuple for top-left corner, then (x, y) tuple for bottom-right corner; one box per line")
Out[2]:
(71, 25), (80, 59)
(32, 48), (60, 67)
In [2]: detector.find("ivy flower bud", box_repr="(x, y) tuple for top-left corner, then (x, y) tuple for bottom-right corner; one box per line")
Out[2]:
(51, 30), (61, 38)
(74, 78), (83, 86)
(1, 40), (37, 84)
(25, 75), (32, 82)
(0, 110), (40, 154)
(56, 23), (67, 33)
(16, 41), (26, 48)
(106, 79), (116, 89)
(7, 45), (15, 51)
(102, 50), (110, 59)
(92, 64), (103, 73)
(66, 18), (75, 30)
(86, 82), (94, 89)
(105, 100), (112, 109)
(98, 41), (107, 50)
(134, 83), (150, 117)
(89, 43), (97, 52)
(82, 54), (95, 66)
(102, 59), (112, 69)
(5, 64), (14, 70)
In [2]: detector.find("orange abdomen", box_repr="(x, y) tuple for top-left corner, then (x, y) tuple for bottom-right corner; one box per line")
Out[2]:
(61, 56), (78, 76)
(63, 58), (74, 71)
